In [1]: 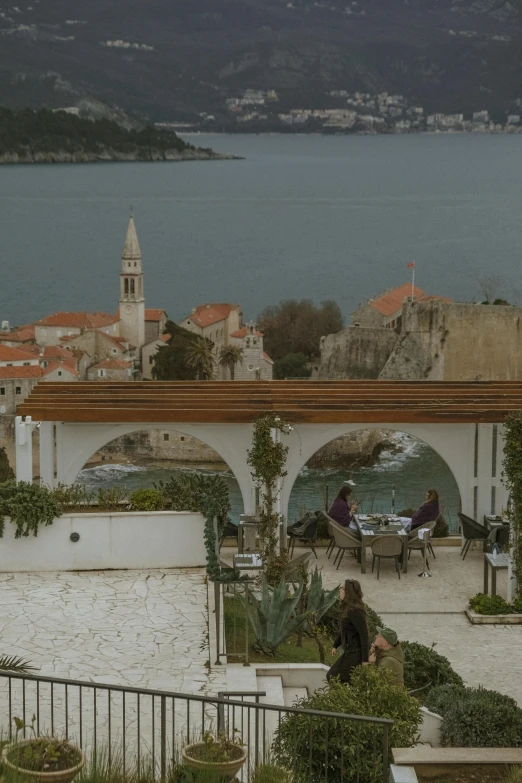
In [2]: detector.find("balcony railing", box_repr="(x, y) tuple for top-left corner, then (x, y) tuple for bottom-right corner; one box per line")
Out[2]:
(0, 671), (392, 782)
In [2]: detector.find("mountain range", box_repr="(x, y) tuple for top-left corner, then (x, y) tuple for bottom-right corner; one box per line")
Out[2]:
(1, 0), (521, 123)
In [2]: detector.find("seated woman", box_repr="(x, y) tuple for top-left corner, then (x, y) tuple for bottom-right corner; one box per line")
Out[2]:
(410, 489), (440, 530)
(329, 485), (359, 534)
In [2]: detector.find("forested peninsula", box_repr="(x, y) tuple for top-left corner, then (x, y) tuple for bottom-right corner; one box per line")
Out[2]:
(0, 108), (233, 164)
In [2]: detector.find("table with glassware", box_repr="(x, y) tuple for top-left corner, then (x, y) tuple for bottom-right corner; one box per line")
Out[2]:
(355, 514), (410, 574)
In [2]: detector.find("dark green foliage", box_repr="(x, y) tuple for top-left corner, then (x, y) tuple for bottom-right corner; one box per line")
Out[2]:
(152, 323), (202, 380)
(159, 472), (230, 526)
(272, 667), (420, 783)
(250, 764), (291, 783)
(130, 488), (165, 511)
(469, 593), (513, 615)
(274, 353), (311, 380)
(402, 641), (463, 698)
(170, 766), (231, 783)
(319, 600), (383, 642)
(0, 655), (36, 673)
(425, 684), (522, 747)
(246, 578), (311, 655)
(0, 480), (62, 538)
(503, 412), (522, 596)
(0, 446), (14, 483)
(0, 107), (194, 159)
(258, 299), (344, 362)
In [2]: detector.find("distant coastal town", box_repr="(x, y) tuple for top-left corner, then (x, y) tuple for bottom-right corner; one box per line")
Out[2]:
(157, 89), (522, 135)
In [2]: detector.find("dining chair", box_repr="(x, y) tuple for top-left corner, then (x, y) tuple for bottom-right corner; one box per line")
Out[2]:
(330, 521), (362, 571)
(407, 519), (437, 564)
(458, 512), (496, 560)
(371, 535), (403, 580)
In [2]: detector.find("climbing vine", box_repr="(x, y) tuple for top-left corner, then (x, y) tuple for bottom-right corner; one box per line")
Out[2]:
(502, 413), (522, 597)
(247, 414), (292, 583)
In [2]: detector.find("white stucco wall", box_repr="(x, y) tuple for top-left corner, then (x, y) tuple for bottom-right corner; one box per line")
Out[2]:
(0, 511), (206, 572)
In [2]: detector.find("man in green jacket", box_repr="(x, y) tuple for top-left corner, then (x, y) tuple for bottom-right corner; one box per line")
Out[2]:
(369, 627), (404, 686)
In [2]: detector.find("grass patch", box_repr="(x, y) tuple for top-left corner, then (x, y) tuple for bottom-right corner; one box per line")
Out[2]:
(223, 594), (336, 665)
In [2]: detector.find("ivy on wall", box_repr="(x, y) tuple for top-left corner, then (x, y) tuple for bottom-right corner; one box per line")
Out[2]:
(502, 413), (522, 597)
(247, 414), (292, 583)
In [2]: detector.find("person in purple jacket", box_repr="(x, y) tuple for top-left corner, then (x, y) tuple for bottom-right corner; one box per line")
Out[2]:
(329, 485), (359, 534)
(410, 489), (440, 530)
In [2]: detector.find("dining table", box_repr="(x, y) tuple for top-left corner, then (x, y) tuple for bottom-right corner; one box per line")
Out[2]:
(355, 514), (410, 574)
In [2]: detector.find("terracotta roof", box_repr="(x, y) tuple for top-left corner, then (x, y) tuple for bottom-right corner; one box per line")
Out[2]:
(35, 312), (119, 328)
(0, 326), (35, 343)
(41, 362), (79, 378)
(370, 284), (424, 316)
(145, 309), (166, 321)
(90, 359), (133, 371)
(59, 330), (135, 351)
(184, 304), (240, 329)
(0, 366), (41, 379)
(0, 345), (39, 363)
(230, 327), (264, 338)
(263, 352), (274, 364)
(160, 333), (170, 342)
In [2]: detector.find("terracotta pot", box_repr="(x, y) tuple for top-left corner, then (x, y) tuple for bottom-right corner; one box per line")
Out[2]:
(2, 738), (86, 783)
(182, 742), (247, 780)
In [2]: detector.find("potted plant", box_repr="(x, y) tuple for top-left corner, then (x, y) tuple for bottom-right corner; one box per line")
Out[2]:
(182, 732), (246, 780)
(2, 716), (85, 783)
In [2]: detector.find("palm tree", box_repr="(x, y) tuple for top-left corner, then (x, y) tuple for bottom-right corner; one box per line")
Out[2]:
(0, 655), (35, 673)
(184, 338), (215, 380)
(219, 345), (244, 380)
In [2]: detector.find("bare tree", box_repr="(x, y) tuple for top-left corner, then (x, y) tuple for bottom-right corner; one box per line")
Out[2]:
(478, 275), (501, 304)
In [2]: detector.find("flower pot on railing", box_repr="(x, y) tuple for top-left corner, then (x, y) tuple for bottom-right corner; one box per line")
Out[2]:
(182, 734), (247, 781)
(2, 738), (86, 783)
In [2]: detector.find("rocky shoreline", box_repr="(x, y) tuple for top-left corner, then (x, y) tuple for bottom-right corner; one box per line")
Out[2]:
(0, 149), (240, 164)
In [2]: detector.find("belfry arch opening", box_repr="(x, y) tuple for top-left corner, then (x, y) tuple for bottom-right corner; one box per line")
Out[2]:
(287, 428), (462, 532)
(72, 427), (246, 519)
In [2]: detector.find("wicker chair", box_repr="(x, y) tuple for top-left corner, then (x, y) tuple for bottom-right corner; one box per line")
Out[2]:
(330, 521), (362, 571)
(371, 535), (403, 580)
(458, 512), (495, 560)
(407, 519), (437, 565)
(288, 515), (319, 559)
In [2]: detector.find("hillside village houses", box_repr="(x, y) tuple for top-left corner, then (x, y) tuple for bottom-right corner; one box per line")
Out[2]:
(0, 215), (272, 427)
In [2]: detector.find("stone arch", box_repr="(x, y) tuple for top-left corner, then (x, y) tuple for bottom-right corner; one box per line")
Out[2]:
(56, 421), (254, 513)
(281, 422), (471, 520)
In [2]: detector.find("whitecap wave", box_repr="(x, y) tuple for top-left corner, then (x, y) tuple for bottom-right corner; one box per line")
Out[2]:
(363, 432), (423, 473)
(76, 463), (147, 482)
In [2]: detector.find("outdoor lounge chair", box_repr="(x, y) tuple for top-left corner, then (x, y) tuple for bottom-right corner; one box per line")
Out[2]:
(407, 519), (437, 564)
(458, 512), (496, 560)
(288, 515), (319, 559)
(371, 535), (403, 580)
(330, 521), (362, 571)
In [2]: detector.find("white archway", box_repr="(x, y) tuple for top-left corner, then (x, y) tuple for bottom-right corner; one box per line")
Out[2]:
(41, 420), (256, 515)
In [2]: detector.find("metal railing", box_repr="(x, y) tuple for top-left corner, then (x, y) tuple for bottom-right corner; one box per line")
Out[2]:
(0, 670), (393, 782)
(214, 578), (252, 666)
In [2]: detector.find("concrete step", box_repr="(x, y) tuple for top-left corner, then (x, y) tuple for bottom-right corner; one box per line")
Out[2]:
(256, 675), (285, 742)
(282, 686), (308, 707)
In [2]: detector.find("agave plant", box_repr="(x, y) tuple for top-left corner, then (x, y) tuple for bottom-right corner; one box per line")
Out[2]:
(0, 655), (36, 673)
(306, 569), (339, 630)
(245, 577), (311, 656)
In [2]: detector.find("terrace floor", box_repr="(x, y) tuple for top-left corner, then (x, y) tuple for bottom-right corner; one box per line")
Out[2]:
(0, 568), (226, 695)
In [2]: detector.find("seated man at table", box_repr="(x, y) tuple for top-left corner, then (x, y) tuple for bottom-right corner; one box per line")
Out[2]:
(329, 485), (359, 534)
(409, 489), (440, 531)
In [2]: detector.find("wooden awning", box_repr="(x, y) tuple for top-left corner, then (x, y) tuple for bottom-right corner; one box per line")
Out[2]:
(16, 380), (522, 424)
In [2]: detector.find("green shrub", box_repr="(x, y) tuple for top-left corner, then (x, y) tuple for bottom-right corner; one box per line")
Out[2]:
(251, 764), (292, 783)
(513, 597), (522, 614)
(130, 488), (165, 511)
(52, 483), (96, 511)
(158, 472), (230, 528)
(97, 486), (129, 510)
(402, 641), (463, 698)
(0, 480), (62, 538)
(319, 601), (383, 642)
(272, 666), (420, 783)
(0, 446), (14, 483)
(426, 684), (522, 747)
(469, 593), (512, 615)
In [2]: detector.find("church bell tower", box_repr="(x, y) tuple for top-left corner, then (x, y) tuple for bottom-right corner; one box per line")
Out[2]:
(119, 214), (145, 350)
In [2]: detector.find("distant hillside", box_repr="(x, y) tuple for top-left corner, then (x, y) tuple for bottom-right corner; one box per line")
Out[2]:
(0, 107), (230, 163)
(0, 0), (521, 123)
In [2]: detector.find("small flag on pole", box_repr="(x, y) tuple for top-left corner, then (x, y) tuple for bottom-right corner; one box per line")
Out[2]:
(407, 262), (415, 268)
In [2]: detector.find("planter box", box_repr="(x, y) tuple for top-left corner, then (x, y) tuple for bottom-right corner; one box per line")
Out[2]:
(0, 511), (206, 572)
(466, 608), (522, 625)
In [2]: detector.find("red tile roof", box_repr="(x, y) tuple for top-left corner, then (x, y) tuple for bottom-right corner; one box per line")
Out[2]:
(41, 362), (79, 378)
(0, 326), (35, 343)
(263, 352), (274, 364)
(185, 304), (240, 329)
(59, 330), (135, 351)
(0, 366), (41, 379)
(35, 311), (119, 328)
(0, 345), (39, 363)
(90, 359), (133, 370)
(370, 284), (424, 316)
(230, 327), (264, 338)
(145, 309), (166, 321)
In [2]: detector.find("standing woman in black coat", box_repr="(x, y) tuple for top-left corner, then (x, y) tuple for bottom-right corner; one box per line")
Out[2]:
(327, 579), (369, 684)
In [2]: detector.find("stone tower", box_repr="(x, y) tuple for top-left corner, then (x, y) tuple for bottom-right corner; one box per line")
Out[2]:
(119, 215), (145, 351)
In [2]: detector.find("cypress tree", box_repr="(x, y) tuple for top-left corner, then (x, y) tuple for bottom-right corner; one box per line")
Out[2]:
(0, 446), (14, 483)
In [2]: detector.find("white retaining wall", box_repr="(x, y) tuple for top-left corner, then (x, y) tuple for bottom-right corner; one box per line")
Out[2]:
(0, 511), (206, 572)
